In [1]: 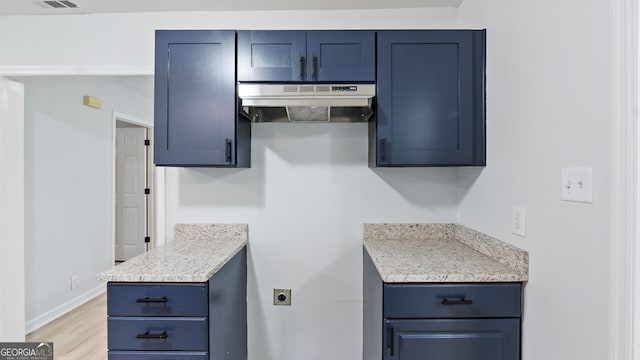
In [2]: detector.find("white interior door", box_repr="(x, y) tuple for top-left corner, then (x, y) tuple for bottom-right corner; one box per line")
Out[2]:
(115, 126), (147, 261)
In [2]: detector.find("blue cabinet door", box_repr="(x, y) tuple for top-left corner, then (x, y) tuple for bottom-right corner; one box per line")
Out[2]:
(237, 31), (306, 82)
(384, 319), (519, 360)
(155, 30), (240, 166)
(374, 30), (486, 166)
(238, 30), (375, 82)
(306, 31), (375, 82)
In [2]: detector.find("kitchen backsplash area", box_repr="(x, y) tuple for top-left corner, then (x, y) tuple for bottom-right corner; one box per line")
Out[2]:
(165, 123), (459, 360)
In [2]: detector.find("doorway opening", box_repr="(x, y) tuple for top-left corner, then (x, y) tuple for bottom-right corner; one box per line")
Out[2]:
(112, 112), (155, 264)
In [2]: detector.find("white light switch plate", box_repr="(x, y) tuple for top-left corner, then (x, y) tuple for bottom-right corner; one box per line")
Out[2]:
(512, 206), (526, 237)
(561, 167), (593, 203)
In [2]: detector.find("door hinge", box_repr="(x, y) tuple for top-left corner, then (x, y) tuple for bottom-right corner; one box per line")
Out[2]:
(144, 236), (151, 243)
(144, 139), (150, 146)
(144, 188), (150, 195)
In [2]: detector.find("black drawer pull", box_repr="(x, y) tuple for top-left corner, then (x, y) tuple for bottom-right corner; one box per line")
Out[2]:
(442, 298), (473, 305)
(136, 296), (168, 303)
(136, 331), (168, 339)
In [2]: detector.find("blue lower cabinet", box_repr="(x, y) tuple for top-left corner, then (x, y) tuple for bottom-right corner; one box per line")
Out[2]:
(363, 250), (522, 360)
(106, 247), (248, 360)
(109, 351), (208, 360)
(384, 319), (520, 360)
(108, 317), (208, 351)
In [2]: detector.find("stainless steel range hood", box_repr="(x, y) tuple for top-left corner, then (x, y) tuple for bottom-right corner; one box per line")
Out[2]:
(238, 83), (375, 123)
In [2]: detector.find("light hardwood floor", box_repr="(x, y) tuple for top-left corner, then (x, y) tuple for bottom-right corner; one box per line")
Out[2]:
(26, 294), (107, 360)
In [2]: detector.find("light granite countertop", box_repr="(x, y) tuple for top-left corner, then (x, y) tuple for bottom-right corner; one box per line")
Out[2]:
(97, 224), (248, 283)
(364, 224), (528, 283)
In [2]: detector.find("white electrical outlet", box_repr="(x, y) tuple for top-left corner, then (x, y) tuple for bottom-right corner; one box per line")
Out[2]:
(512, 207), (526, 237)
(561, 167), (593, 203)
(71, 275), (79, 290)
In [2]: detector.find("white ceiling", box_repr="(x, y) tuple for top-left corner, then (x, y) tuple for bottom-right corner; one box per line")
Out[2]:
(1, 0), (463, 16)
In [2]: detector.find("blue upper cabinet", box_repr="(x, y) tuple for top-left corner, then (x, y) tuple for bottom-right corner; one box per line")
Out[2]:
(306, 31), (375, 82)
(237, 31), (306, 82)
(237, 30), (375, 82)
(371, 30), (486, 167)
(155, 30), (250, 167)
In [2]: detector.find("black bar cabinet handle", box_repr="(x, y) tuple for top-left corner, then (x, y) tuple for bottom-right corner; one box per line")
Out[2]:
(380, 139), (387, 162)
(388, 325), (395, 356)
(299, 56), (305, 79)
(442, 297), (473, 305)
(312, 55), (318, 80)
(136, 296), (167, 303)
(136, 331), (168, 339)
(225, 138), (232, 162)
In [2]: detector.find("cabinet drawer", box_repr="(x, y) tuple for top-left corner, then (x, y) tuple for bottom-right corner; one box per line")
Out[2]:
(384, 283), (521, 318)
(108, 317), (208, 351)
(107, 283), (207, 317)
(109, 351), (208, 360)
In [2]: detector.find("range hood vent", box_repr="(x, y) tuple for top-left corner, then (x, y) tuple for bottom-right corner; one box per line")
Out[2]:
(238, 84), (375, 123)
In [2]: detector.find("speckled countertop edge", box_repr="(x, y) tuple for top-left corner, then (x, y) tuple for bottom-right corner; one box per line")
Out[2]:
(97, 224), (248, 283)
(363, 223), (529, 283)
(363, 223), (457, 241)
(454, 224), (528, 276)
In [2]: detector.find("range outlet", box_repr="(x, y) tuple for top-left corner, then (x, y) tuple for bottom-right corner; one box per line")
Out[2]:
(273, 288), (291, 306)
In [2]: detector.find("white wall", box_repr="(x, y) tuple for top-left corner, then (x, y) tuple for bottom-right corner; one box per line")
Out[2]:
(22, 76), (153, 332)
(0, 8), (456, 74)
(167, 124), (458, 360)
(0, 77), (25, 341)
(456, 1), (611, 360)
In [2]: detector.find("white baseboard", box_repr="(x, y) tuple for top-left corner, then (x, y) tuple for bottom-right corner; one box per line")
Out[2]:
(25, 283), (106, 335)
